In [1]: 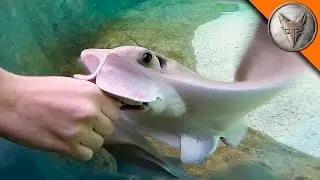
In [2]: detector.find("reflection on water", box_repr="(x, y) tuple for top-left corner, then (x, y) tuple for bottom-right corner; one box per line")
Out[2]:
(0, 0), (319, 180)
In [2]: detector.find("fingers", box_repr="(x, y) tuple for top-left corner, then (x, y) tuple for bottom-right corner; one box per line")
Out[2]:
(51, 137), (94, 162)
(93, 112), (115, 137)
(70, 130), (104, 161)
(71, 110), (116, 161)
(97, 93), (121, 122)
(61, 87), (120, 162)
(78, 130), (104, 151)
(72, 143), (94, 161)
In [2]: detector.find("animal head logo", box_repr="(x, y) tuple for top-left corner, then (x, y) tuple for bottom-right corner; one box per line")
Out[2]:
(278, 12), (307, 48)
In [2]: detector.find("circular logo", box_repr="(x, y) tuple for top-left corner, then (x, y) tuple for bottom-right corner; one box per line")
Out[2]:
(268, 2), (317, 52)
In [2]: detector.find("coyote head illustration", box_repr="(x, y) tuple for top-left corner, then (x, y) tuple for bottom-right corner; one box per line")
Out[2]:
(278, 12), (307, 48)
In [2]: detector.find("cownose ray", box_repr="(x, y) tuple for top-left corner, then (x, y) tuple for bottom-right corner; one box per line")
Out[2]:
(73, 21), (307, 176)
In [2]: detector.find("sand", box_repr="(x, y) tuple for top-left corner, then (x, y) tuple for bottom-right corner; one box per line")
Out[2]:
(191, 4), (320, 158)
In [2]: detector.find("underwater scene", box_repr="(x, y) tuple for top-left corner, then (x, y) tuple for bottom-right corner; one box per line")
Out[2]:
(0, 0), (319, 180)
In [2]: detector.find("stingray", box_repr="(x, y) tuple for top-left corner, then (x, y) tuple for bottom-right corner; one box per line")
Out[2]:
(73, 21), (307, 177)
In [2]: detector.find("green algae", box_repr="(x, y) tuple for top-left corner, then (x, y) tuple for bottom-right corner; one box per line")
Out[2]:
(0, 0), (145, 76)
(94, 0), (239, 71)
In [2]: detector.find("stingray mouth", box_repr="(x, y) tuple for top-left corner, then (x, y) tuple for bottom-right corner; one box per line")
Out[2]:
(105, 92), (151, 111)
(120, 101), (149, 111)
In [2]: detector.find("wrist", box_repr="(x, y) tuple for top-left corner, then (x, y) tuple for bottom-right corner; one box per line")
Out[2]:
(0, 68), (20, 137)
(0, 68), (18, 97)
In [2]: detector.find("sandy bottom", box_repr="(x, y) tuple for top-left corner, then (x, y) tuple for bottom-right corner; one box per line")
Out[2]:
(192, 4), (320, 158)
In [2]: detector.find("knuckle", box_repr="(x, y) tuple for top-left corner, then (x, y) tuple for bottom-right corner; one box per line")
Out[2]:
(63, 125), (85, 140)
(86, 84), (101, 95)
(76, 103), (98, 120)
(88, 90), (101, 100)
(78, 81), (101, 98)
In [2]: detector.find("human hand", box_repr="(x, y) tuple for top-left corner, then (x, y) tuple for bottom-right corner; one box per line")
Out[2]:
(0, 72), (120, 161)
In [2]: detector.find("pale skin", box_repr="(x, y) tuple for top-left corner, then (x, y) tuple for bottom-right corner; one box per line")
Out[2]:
(0, 67), (121, 161)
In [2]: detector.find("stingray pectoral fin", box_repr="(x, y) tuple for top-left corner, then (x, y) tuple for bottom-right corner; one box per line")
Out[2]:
(73, 73), (98, 81)
(221, 122), (248, 147)
(95, 53), (162, 103)
(73, 49), (110, 81)
(148, 131), (182, 149)
(180, 135), (220, 164)
(73, 57), (105, 81)
(149, 132), (219, 164)
(107, 121), (188, 178)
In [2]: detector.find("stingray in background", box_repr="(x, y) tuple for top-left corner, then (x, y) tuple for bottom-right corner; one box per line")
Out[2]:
(73, 20), (307, 177)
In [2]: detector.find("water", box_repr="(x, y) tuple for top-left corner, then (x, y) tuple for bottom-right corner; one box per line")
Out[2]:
(0, 0), (319, 180)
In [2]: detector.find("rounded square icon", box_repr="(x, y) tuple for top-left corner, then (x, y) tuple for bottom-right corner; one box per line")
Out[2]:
(268, 2), (317, 52)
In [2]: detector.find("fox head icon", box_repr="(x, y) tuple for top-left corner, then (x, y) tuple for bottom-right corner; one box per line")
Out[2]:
(278, 12), (307, 48)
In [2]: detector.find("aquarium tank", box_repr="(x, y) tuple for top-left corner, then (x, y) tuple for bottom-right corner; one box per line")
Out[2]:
(0, 0), (319, 180)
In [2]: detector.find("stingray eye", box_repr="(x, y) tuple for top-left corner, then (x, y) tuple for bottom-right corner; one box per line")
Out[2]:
(142, 52), (153, 64)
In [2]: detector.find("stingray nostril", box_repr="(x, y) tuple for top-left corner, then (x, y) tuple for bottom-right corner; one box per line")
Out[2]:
(142, 52), (153, 64)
